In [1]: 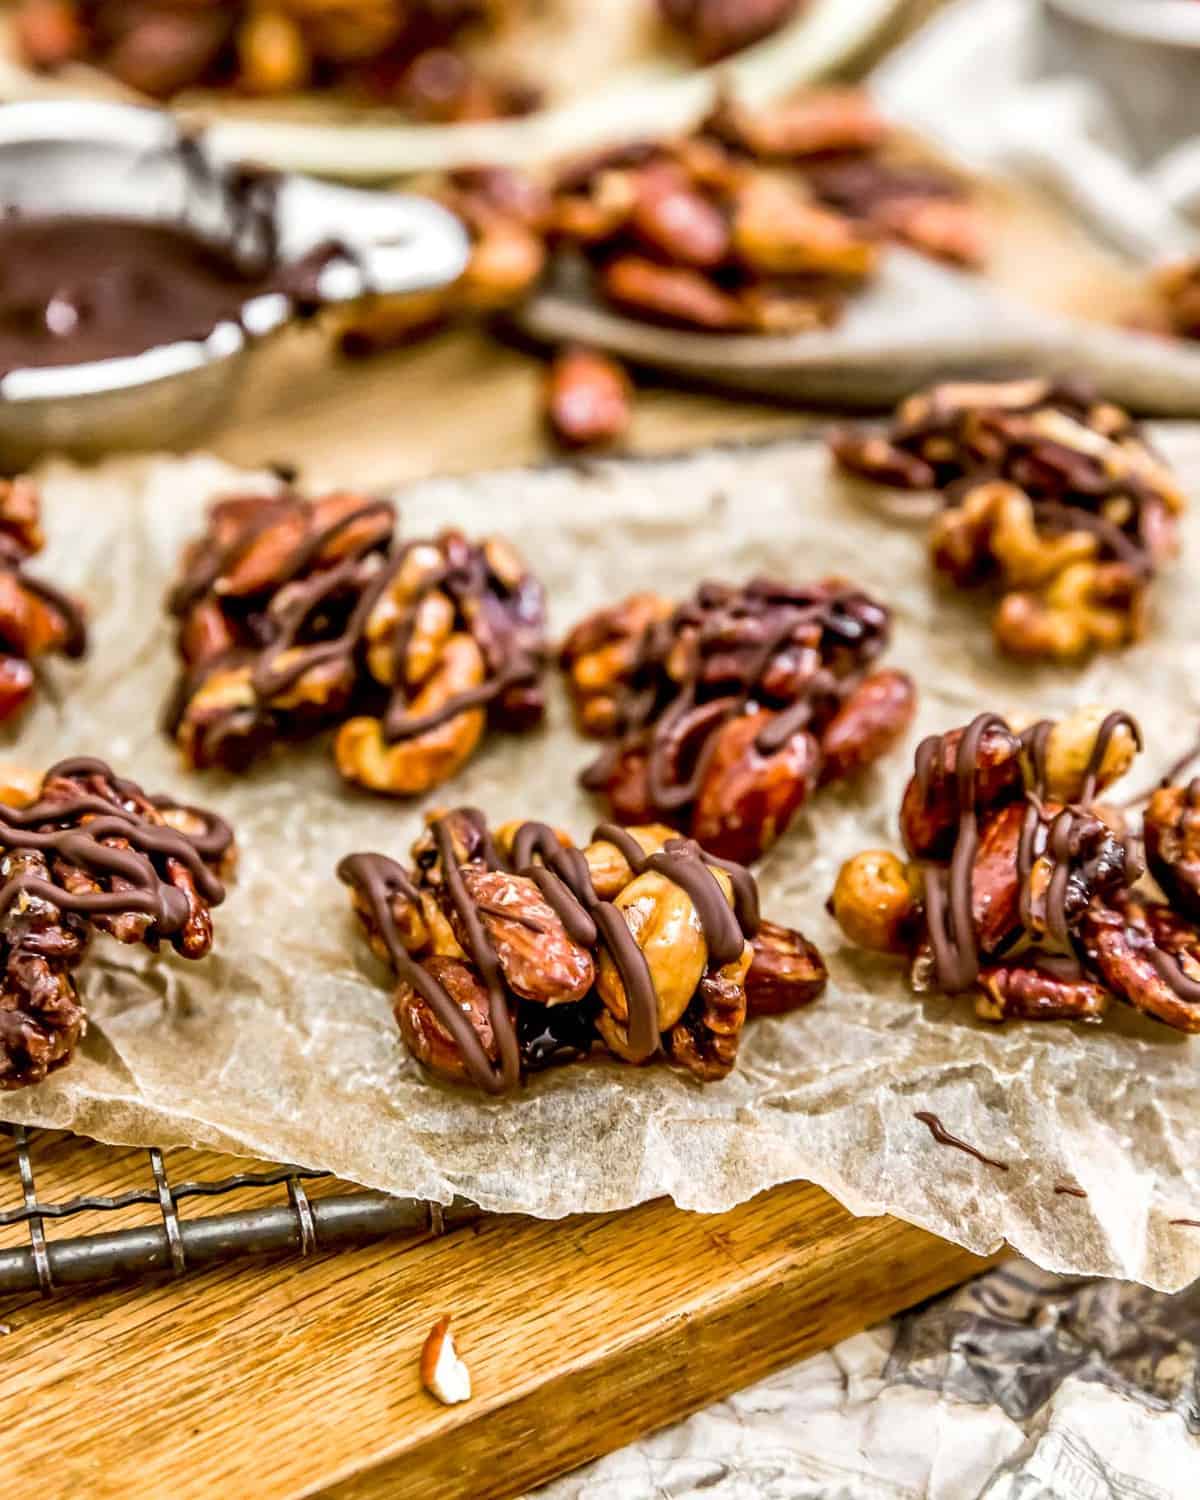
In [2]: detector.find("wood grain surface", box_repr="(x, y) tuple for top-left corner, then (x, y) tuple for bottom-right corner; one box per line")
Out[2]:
(0, 1132), (995, 1500)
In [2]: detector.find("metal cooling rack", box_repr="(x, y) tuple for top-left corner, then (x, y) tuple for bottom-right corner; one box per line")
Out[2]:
(0, 1126), (474, 1296)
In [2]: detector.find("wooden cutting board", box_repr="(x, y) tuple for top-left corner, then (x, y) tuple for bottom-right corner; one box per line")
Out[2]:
(0, 1131), (994, 1500)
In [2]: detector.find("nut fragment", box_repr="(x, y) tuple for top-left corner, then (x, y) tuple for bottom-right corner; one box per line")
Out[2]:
(421, 1315), (472, 1405)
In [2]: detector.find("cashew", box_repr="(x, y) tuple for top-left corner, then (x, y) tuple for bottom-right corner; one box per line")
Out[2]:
(335, 633), (486, 795)
(1032, 705), (1139, 802)
(831, 850), (918, 955)
(595, 866), (733, 1034)
(583, 824), (682, 899)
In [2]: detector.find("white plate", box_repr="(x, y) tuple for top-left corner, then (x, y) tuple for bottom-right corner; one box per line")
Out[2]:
(0, 0), (909, 177)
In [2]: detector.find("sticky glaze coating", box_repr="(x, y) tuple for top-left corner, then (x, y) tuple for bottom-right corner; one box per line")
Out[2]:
(0, 756), (232, 1089)
(562, 575), (915, 863)
(833, 706), (1200, 1034)
(338, 809), (825, 1094)
(164, 490), (547, 788)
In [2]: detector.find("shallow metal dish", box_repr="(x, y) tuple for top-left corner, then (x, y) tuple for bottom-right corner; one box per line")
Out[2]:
(0, 100), (468, 469)
(1042, 0), (1200, 163)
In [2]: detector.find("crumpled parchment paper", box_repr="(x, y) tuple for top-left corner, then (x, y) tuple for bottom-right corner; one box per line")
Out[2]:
(2, 435), (1200, 1291)
(530, 1259), (1200, 1499)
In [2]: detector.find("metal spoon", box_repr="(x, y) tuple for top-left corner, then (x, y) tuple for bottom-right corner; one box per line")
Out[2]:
(0, 101), (469, 468)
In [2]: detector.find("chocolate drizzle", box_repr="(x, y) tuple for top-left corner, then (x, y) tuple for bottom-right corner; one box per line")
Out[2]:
(913, 1111), (1009, 1171)
(338, 813), (762, 1095)
(578, 577), (891, 810)
(919, 710), (1143, 996)
(1054, 1183), (1088, 1198)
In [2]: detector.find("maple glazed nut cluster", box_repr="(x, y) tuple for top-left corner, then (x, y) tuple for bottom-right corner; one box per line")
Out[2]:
(560, 576), (917, 865)
(831, 706), (1200, 1034)
(338, 808), (827, 1092)
(0, 757), (233, 1088)
(164, 490), (547, 795)
(830, 378), (1186, 661)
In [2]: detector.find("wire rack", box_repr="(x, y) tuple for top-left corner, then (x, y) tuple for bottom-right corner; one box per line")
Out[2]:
(0, 1125), (475, 1297)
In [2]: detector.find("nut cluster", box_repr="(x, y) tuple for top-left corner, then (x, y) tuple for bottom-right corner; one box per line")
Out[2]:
(15, 0), (534, 117)
(0, 476), (87, 724)
(338, 807), (826, 1092)
(830, 377), (1186, 660)
(831, 705), (1200, 1034)
(0, 756), (233, 1088)
(561, 576), (916, 865)
(164, 489), (547, 795)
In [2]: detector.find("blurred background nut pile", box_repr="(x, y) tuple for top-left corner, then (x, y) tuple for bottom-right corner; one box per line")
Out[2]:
(830, 378), (1187, 661)
(13, 0), (537, 117)
(831, 705), (1200, 1035)
(338, 88), (986, 445)
(164, 488), (547, 795)
(561, 575), (916, 865)
(0, 475), (87, 723)
(339, 807), (827, 1092)
(657, 0), (804, 62)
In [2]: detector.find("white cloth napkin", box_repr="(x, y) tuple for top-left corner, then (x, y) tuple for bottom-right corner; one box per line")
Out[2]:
(874, 0), (1200, 265)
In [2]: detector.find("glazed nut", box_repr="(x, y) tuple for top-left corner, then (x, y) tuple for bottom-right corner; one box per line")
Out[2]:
(237, 9), (310, 94)
(545, 348), (633, 450)
(596, 867), (725, 1032)
(0, 763), (43, 808)
(732, 175), (878, 279)
(394, 955), (498, 1084)
(453, 866), (595, 1005)
(691, 710), (821, 865)
(1033, 705), (1139, 802)
(420, 1316), (472, 1406)
(831, 850), (918, 954)
(582, 823), (682, 898)
(14, 0), (84, 69)
(459, 219), (545, 309)
(600, 256), (749, 331)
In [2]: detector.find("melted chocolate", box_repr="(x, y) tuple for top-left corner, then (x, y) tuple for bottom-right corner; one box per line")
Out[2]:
(1053, 1183), (1088, 1198)
(0, 756), (230, 934)
(580, 577), (890, 813)
(913, 1111), (1009, 1171)
(1170, 1218), (1200, 1228)
(338, 813), (762, 1095)
(168, 501), (543, 753)
(0, 213), (348, 375)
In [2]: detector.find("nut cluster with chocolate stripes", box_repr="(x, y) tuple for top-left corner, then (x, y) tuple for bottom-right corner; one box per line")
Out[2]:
(830, 377), (1186, 660)
(338, 808), (826, 1093)
(831, 705), (1200, 1033)
(0, 475), (87, 723)
(15, 0), (535, 119)
(0, 756), (233, 1088)
(164, 489), (547, 796)
(561, 575), (916, 865)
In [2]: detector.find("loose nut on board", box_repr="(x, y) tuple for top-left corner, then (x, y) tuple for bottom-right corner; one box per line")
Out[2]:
(420, 1316), (472, 1406)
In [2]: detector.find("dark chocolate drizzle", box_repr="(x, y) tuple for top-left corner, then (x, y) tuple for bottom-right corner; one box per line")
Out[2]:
(578, 577), (890, 813)
(0, 756), (230, 933)
(913, 1111), (1010, 1171)
(919, 710), (1144, 995)
(168, 498), (543, 751)
(1054, 1183), (1088, 1198)
(338, 812), (762, 1095)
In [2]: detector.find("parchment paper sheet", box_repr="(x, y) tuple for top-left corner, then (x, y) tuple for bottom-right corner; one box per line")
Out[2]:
(3, 435), (1200, 1290)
